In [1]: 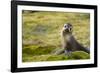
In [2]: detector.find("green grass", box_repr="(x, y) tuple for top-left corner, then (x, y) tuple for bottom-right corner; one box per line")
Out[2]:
(22, 11), (90, 62)
(23, 55), (69, 62)
(22, 51), (90, 62)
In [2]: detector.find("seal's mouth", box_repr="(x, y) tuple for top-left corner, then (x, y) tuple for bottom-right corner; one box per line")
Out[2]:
(64, 28), (72, 32)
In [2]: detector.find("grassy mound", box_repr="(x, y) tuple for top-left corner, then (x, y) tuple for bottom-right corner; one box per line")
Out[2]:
(23, 46), (90, 62)
(68, 51), (90, 59)
(23, 55), (69, 62)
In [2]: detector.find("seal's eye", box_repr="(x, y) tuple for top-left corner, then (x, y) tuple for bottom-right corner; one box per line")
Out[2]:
(64, 25), (68, 28)
(64, 25), (66, 28)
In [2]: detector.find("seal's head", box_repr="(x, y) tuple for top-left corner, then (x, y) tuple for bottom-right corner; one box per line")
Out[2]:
(63, 23), (73, 33)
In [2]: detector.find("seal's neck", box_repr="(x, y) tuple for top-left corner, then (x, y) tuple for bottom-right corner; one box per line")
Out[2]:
(62, 32), (73, 41)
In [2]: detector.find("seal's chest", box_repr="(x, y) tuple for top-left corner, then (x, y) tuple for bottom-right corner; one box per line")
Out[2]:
(65, 35), (72, 41)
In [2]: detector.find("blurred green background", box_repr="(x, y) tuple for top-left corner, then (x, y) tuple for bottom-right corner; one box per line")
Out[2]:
(22, 10), (90, 62)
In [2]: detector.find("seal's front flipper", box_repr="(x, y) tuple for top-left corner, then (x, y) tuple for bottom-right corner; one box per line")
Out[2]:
(64, 50), (72, 56)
